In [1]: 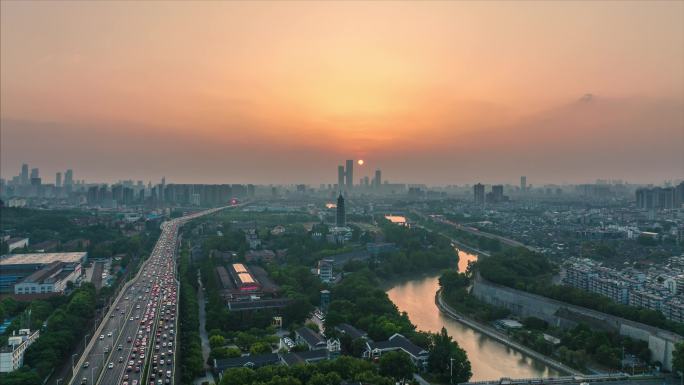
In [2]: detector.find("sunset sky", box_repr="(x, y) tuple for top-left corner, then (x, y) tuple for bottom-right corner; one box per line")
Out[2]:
(1, 1), (683, 185)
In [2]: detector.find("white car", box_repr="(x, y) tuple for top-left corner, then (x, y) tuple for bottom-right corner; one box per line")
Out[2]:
(108, 362), (114, 369)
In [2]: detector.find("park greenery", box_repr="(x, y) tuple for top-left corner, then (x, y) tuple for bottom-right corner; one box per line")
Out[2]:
(177, 212), (472, 383)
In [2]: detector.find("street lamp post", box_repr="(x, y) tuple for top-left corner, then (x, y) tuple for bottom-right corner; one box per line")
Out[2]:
(450, 357), (455, 385)
(91, 366), (97, 385)
(72, 353), (78, 374)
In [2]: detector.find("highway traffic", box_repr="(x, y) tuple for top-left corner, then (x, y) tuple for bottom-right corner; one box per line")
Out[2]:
(70, 207), (226, 385)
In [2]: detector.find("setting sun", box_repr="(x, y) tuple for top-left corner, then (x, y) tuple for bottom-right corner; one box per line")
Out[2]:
(357, 160), (364, 166)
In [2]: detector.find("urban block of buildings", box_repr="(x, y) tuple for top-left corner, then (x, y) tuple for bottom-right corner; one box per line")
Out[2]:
(563, 257), (684, 323)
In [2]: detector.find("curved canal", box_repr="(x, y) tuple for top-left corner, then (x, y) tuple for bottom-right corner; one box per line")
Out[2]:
(386, 250), (560, 381)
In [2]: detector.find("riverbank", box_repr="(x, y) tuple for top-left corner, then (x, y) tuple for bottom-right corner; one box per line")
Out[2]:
(435, 289), (582, 377)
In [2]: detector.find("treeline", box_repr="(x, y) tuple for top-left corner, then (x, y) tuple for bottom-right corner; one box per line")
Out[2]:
(0, 284), (97, 385)
(178, 244), (204, 384)
(477, 248), (684, 336)
(372, 219), (455, 277)
(220, 356), (396, 385)
(324, 269), (415, 341)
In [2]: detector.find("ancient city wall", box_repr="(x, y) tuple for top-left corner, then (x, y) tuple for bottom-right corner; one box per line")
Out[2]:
(471, 276), (682, 371)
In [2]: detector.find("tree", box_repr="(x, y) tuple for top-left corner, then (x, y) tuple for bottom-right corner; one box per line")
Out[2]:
(428, 327), (472, 383)
(378, 351), (415, 380)
(673, 342), (684, 374)
(220, 367), (255, 385)
(250, 341), (272, 355)
(209, 334), (225, 349)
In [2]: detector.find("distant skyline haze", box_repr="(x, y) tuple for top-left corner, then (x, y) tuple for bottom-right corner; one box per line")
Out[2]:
(1, 1), (682, 185)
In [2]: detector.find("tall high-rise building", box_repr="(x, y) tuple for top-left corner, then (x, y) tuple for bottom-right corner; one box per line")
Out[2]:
(30, 168), (39, 179)
(337, 165), (345, 192)
(374, 169), (382, 188)
(491, 185), (505, 202)
(474, 183), (485, 205)
(336, 194), (346, 227)
(56, 172), (62, 187)
(520, 176), (527, 192)
(64, 169), (73, 186)
(345, 159), (353, 190)
(21, 164), (29, 185)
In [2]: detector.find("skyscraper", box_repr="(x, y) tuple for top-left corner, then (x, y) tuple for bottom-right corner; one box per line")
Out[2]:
(345, 159), (353, 191)
(474, 183), (485, 205)
(64, 169), (73, 186)
(21, 164), (29, 185)
(56, 172), (62, 187)
(520, 176), (527, 192)
(30, 168), (39, 179)
(336, 193), (346, 227)
(337, 165), (345, 192)
(492, 185), (504, 202)
(374, 169), (382, 188)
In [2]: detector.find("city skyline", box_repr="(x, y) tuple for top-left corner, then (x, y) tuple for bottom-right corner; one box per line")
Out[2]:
(1, 1), (683, 185)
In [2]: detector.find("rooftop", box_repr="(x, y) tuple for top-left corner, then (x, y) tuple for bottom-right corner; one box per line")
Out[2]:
(0, 252), (86, 266)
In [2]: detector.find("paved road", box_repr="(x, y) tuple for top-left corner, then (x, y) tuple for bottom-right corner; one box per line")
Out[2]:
(70, 207), (228, 385)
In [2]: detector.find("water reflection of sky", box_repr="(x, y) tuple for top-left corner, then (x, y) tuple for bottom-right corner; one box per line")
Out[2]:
(386, 250), (560, 381)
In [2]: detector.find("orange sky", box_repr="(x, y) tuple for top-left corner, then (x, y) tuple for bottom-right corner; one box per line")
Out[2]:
(1, 1), (683, 184)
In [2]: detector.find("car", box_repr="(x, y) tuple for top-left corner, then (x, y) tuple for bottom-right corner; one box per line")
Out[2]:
(108, 362), (114, 369)
(135, 366), (140, 373)
(83, 362), (90, 368)
(124, 375), (129, 381)
(81, 378), (88, 385)
(107, 332), (113, 337)
(99, 334), (104, 340)
(118, 344), (123, 350)
(160, 359), (164, 365)
(119, 356), (124, 363)
(104, 346), (109, 353)
(126, 366), (132, 372)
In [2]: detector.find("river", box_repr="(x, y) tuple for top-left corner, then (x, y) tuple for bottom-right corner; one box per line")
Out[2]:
(386, 250), (560, 381)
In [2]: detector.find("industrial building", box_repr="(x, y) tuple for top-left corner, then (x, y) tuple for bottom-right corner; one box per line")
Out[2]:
(216, 263), (281, 305)
(0, 252), (86, 293)
(14, 261), (81, 295)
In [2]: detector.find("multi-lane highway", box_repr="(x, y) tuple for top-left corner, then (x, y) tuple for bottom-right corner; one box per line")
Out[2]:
(70, 207), (226, 385)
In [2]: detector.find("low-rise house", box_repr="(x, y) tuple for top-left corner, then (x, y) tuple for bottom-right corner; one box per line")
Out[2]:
(214, 353), (280, 375)
(295, 327), (327, 351)
(363, 333), (428, 370)
(6, 238), (29, 252)
(245, 250), (276, 263)
(334, 323), (368, 341)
